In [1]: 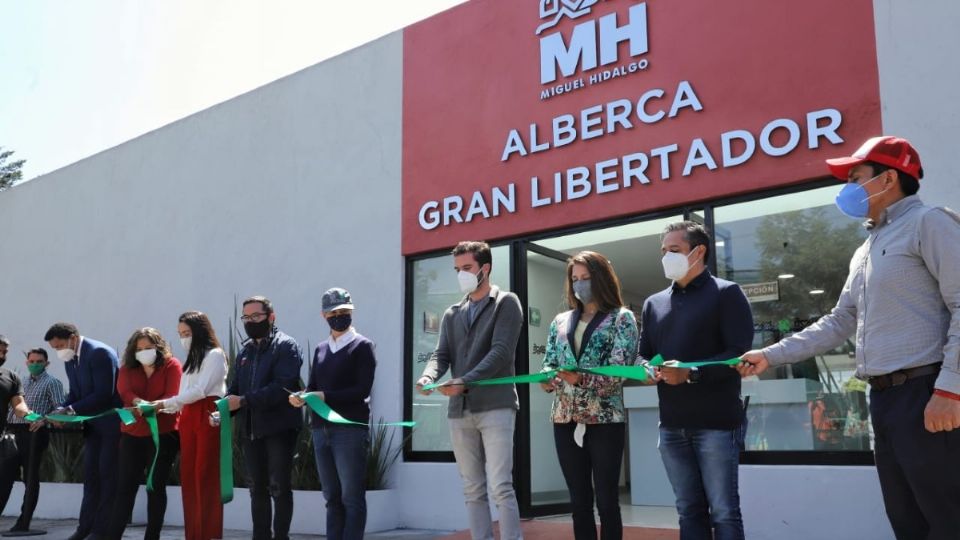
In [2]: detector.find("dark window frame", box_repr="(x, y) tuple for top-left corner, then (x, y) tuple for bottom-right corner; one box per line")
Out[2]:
(403, 177), (873, 470)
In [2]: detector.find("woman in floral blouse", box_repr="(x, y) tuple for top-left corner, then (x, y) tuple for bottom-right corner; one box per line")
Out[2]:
(541, 250), (639, 540)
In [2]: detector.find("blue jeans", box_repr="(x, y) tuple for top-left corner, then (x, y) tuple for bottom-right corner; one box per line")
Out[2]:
(312, 424), (369, 540)
(658, 427), (744, 540)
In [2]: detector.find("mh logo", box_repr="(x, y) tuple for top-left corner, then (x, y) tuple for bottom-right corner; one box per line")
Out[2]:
(539, 1), (649, 85)
(536, 0), (601, 35)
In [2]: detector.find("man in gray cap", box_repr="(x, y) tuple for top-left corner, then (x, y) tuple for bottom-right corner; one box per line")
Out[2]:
(291, 287), (376, 540)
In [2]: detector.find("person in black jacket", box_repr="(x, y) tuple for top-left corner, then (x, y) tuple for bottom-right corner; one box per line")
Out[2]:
(224, 296), (303, 540)
(290, 288), (375, 540)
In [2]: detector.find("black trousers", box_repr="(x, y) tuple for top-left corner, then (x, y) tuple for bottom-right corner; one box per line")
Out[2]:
(871, 373), (960, 540)
(0, 427), (50, 530)
(107, 432), (180, 540)
(554, 422), (625, 540)
(241, 430), (298, 540)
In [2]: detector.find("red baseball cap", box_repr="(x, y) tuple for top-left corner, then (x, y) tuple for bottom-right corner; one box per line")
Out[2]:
(826, 136), (924, 180)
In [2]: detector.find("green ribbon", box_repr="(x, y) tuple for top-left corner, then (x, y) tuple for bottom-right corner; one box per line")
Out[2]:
(421, 364), (651, 391)
(139, 404), (161, 492)
(31, 405), (161, 490)
(215, 398), (234, 504)
(647, 354), (743, 368)
(45, 408), (137, 426)
(470, 372), (554, 387)
(580, 365), (653, 379)
(298, 393), (416, 427)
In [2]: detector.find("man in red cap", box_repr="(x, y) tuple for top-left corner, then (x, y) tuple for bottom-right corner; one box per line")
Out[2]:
(737, 136), (960, 540)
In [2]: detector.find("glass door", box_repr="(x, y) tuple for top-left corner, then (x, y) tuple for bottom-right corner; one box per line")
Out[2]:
(517, 242), (572, 515)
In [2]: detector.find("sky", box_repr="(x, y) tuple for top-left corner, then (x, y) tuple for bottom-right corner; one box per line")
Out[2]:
(0, 0), (466, 181)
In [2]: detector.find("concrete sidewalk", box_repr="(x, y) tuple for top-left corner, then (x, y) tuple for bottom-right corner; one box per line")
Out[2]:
(0, 518), (452, 539)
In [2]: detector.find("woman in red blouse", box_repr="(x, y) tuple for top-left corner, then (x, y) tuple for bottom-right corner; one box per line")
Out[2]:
(107, 327), (182, 540)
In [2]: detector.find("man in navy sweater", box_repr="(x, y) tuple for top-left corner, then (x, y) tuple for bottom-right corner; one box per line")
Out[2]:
(45, 323), (121, 540)
(637, 222), (753, 540)
(290, 287), (376, 540)
(225, 296), (303, 540)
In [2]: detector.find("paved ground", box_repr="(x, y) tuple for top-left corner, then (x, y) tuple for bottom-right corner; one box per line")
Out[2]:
(0, 518), (684, 539)
(0, 519), (680, 540)
(0, 519), (452, 539)
(1, 503), (679, 539)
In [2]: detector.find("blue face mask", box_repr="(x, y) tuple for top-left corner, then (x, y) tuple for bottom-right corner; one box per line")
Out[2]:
(572, 279), (593, 305)
(835, 173), (885, 219)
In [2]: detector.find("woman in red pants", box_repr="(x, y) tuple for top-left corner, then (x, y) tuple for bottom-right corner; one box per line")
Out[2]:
(155, 311), (228, 540)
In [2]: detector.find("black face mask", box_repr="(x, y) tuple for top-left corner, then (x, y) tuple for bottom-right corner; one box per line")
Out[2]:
(327, 313), (352, 333)
(244, 320), (272, 340)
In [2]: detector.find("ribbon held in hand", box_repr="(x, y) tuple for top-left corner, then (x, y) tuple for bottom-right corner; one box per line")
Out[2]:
(420, 364), (650, 391)
(648, 354), (743, 369)
(215, 398), (234, 504)
(45, 407), (137, 426)
(289, 390), (416, 428)
(137, 404), (162, 492)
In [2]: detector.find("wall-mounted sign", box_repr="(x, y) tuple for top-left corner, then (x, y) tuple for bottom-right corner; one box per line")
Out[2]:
(529, 306), (542, 327)
(742, 281), (780, 304)
(402, 0), (881, 254)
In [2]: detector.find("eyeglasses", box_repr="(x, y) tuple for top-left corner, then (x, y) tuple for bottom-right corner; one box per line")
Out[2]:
(240, 312), (269, 323)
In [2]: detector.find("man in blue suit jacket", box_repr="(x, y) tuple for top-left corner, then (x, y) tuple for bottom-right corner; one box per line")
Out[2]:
(45, 323), (120, 540)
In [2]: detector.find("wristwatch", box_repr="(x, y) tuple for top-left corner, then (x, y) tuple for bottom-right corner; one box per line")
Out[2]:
(686, 368), (702, 384)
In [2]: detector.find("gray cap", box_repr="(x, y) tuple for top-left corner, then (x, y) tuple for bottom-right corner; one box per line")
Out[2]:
(321, 288), (355, 313)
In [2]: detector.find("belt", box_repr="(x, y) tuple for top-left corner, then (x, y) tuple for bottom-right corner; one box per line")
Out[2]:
(866, 363), (941, 391)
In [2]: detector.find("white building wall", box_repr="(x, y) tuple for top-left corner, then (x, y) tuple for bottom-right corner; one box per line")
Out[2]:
(0, 33), (405, 406)
(875, 0), (960, 208)
(1, 2), (958, 536)
(0, 29), (418, 529)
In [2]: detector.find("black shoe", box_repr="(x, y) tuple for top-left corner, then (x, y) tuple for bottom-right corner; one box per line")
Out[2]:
(65, 530), (90, 540)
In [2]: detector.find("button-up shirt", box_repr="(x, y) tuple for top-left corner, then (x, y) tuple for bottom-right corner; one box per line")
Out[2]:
(8, 370), (65, 424)
(327, 328), (358, 354)
(764, 195), (960, 393)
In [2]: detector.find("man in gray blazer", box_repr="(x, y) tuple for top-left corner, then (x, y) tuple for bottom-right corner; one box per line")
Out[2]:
(417, 241), (524, 540)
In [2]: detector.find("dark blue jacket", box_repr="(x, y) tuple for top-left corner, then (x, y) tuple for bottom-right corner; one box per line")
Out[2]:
(63, 337), (122, 430)
(229, 328), (303, 439)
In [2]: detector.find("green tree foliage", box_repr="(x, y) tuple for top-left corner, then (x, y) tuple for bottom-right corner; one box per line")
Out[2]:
(754, 207), (866, 323)
(0, 147), (26, 191)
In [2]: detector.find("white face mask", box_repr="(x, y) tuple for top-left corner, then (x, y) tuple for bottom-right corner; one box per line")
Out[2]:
(661, 248), (699, 281)
(457, 269), (484, 294)
(55, 347), (76, 362)
(135, 348), (157, 366)
(180, 337), (193, 353)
